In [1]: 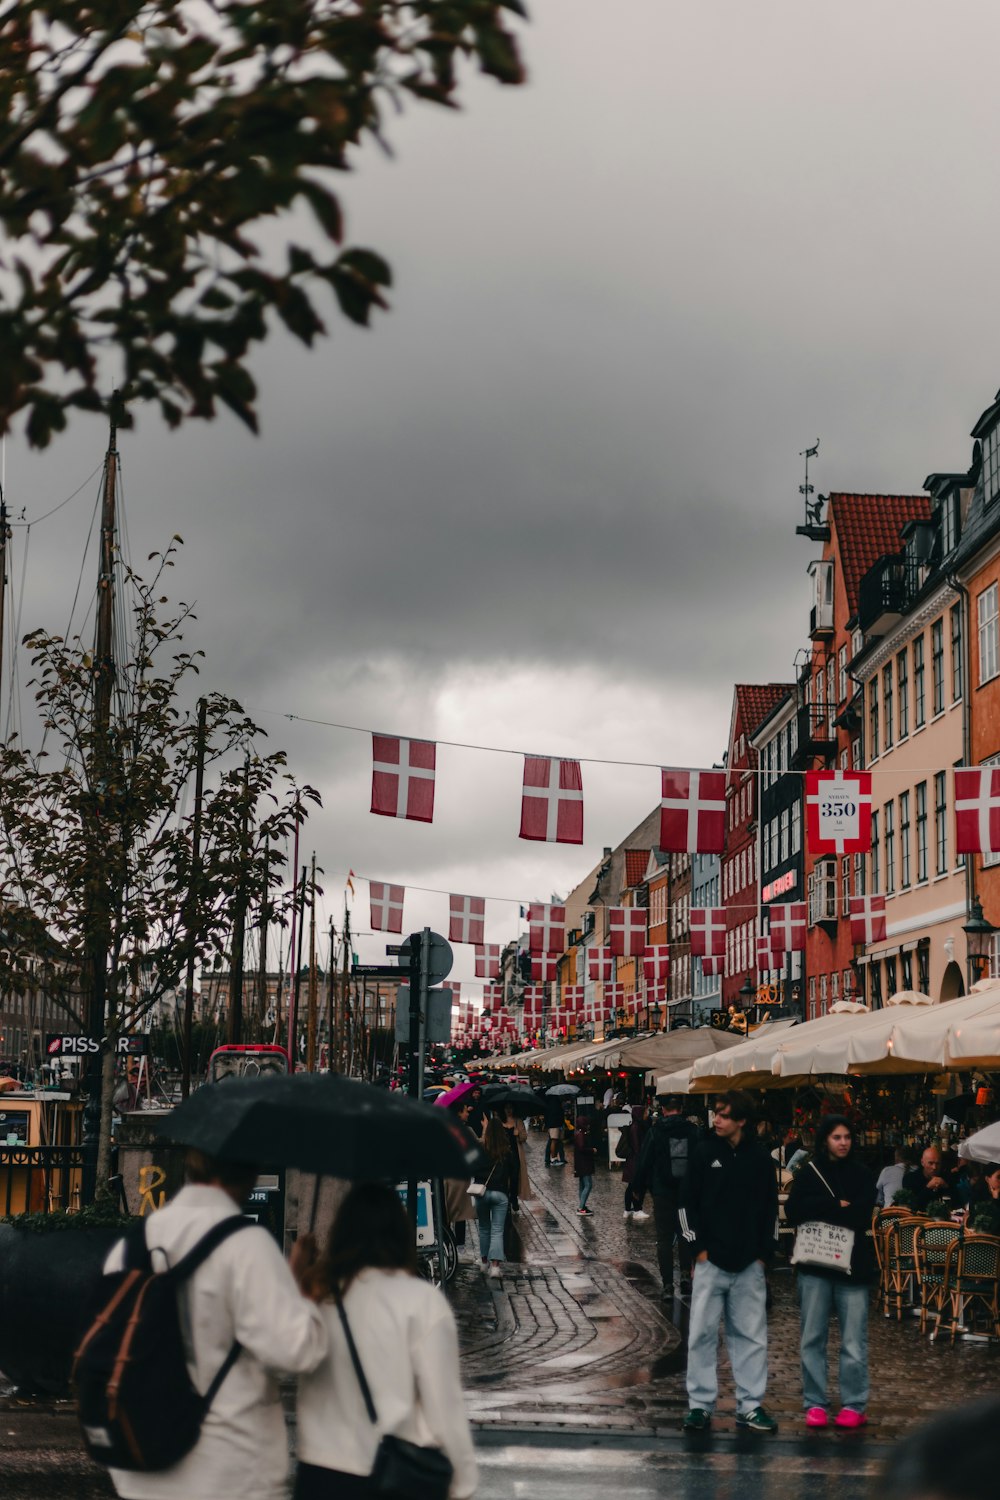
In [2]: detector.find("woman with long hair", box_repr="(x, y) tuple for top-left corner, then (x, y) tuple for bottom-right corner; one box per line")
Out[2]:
(294, 1182), (477, 1499)
(499, 1102), (533, 1215)
(785, 1114), (877, 1430)
(476, 1115), (513, 1277)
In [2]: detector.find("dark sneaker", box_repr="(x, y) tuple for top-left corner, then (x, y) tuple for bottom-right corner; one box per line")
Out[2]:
(736, 1406), (778, 1434)
(683, 1409), (712, 1433)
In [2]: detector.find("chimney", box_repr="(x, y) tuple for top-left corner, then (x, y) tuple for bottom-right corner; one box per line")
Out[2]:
(603, 846), (612, 858)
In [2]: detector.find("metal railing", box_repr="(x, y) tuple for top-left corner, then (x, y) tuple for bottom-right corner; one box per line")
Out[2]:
(0, 1144), (86, 1217)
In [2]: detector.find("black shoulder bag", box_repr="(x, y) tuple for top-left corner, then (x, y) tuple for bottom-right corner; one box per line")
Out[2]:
(332, 1290), (454, 1500)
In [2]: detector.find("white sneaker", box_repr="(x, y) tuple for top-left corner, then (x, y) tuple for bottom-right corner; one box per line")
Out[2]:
(631, 1210), (650, 1221)
(623, 1210), (633, 1220)
(488, 1265), (502, 1280)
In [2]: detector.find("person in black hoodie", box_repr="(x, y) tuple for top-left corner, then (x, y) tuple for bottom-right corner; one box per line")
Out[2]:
(678, 1090), (778, 1435)
(542, 1091), (567, 1166)
(784, 1114), (876, 1431)
(633, 1095), (700, 1298)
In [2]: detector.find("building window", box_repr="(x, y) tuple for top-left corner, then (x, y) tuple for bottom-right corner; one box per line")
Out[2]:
(984, 422), (1000, 505)
(914, 635), (925, 727)
(870, 962), (883, 1009)
(831, 970), (840, 1003)
(852, 736), (861, 770)
(981, 753), (1000, 871)
(827, 658), (836, 727)
(900, 949), (913, 991)
(934, 771), (947, 874)
(884, 800), (895, 894)
(853, 852), (864, 897)
(884, 955), (897, 999)
(819, 973), (828, 1016)
(883, 663), (894, 749)
(869, 677), (879, 759)
(780, 807), (789, 861)
(915, 781), (928, 883)
(941, 492), (961, 555)
(951, 603), (963, 702)
(897, 649), (909, 739)
(978, 582), (999, 685)
(808, 859), (838, 924)
(838, 645), (847, 704)
(932, 618), (945, 715)
(808, 976), (817, 1020)
(917, 942), (930, 993)
(871, 809), (880, 893)
(841, 856), (851, 914)
(791, 800), (801, 854)
(899, 790), (911, 889)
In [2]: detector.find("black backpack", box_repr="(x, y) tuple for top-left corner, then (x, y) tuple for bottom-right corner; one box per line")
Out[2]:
(74, 1214), (253, 1472)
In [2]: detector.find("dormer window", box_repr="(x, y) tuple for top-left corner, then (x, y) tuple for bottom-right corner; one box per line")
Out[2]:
(985, 422), (1000, 505)
(941, 492), (961, 555)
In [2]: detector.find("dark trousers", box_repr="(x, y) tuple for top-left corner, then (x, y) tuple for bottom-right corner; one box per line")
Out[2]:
(652, 1192), (691, 1287)
(295, 1463), (373, 1499)
(624, 1181), (643, 1212)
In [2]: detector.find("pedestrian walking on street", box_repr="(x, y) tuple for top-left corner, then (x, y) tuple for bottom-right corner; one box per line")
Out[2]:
(619, 1104), (650, 1220)
(543, 1090), (567, 1166)
(632, 1095), (700, 1296)
(574, 1113), (597, 1214)
(786, 1115), (878, 1430)
(443, 1100), (479, 1251)
(102, 1149), (328, 1500)
(294, 1182), (477, 1500)
(475, 1116), (514, 1277)
(499, 1102), (533, 1214)
(679, 1090), (779, 1435)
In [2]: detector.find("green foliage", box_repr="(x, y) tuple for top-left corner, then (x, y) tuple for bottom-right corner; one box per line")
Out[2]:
(891, 1187), (917, 1209)
(0, 2), (527, 446)
(969, 1201), (1000, 1235)
(925, 1198), (952, 1221)
(1, 1201), (139, 1233)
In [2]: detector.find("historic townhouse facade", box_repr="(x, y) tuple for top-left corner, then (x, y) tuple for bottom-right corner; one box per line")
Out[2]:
(748, 687), (804, 1009)
(691, 851), (721, 1021)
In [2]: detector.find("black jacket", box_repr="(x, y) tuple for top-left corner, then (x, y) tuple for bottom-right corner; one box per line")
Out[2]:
(679, 1133), (778, 1272)
(901, 1166), (954, 1212)
(633, 1114), (700, 1199)
(785, 1152), (877, 1283)
(542, 1095), (567, 1131)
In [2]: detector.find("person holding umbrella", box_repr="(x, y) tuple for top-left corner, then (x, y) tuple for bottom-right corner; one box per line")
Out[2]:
(475, 1117), (515, 1277)
(542, 1088), (570, 1166)
(499, 1101), (533, 1216)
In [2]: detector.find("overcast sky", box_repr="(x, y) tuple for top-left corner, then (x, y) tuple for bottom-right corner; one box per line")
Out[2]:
(5, 1), (1000, 987)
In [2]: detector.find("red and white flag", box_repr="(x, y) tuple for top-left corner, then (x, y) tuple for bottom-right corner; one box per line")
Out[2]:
(562, 985), (584, 1012)
(955, 767), (1000, 854)
(523, 985), (545, 1015)
(482, 983), (502, 1008)
(369, 881), (404, 933)
(475, 943), (500, 979)
(370, 734), (436, 822)
(604, 982), (624, 1008)
(848, 895), (887, 945)
(449, 893), (485, 945)
(689, 907), (727, 958)
(756, 936), (781, 971)
(642, 946), (670, 982)
(609, 907), (647, 957)
(768, 903), (806, 953)
(660, 768), (727, 853)
(645, 979), (668, 1005)
(519, 756), (584, 844)
(528, 903), (566, 953)
(805, 770), (872, 854)
(531, 953), (560, 982)
(587, 947), (614, 982)
(700, 955), (724, 978)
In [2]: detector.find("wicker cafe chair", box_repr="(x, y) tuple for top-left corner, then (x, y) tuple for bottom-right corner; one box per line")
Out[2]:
(872, 1206), (911, 1317)
(937, 1234), (1000, 1345)
(883, 1216), (924, 1321)
(913, 1221), (959, 1335)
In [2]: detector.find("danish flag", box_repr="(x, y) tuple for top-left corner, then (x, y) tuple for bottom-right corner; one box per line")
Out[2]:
(370, 734), (436, 822)
(955, 767), (1000, 854)
(689, 907), (727, 958)
(642, 946), (670, 982)
(604, 982), (624, 1008)
(449, 893), (485, 945)
(609, 907), (647, 957)
(848, 894), (887, 945)
(519, 756), (584, 844)
(528, 903), (566, 954)
(522, 985), (544, 1015)
(700, 955), (724, 978)
(645, 979), (668, 1005)
(475, 943), (500, 979)
(660, 768), (727, 853)
(587, 947), (614, 982)
(369, 882), (404, 933)
(805, 770), (872, 854)
(482, 983), (502, 1008)
(531, 953), (560, 982)
(562, 985), (584, 1012)
(768, 903), (806, 953)
(756, 936), (781, 971)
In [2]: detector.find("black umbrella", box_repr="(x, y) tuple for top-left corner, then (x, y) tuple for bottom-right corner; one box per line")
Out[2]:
(158, 1074), (487, 1181)
(481, 1084), (542, 1116)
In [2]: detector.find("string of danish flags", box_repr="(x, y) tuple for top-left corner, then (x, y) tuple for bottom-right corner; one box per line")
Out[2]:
(367, 735), (1000, 1045)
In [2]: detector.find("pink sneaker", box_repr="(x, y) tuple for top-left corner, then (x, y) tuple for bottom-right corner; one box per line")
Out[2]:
(834, 1409), (867, 1429)
(805, 1407), (828, 1428)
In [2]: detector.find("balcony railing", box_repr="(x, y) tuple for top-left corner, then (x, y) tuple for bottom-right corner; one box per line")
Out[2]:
(857, 554), (917, 635)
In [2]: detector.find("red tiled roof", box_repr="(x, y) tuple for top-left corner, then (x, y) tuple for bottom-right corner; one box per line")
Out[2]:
(735, 683), (793, 740)
(624, 849), (649, 889)
(829, 493), (931, 614)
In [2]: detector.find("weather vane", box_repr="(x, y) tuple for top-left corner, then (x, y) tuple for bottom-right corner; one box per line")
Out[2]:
(799, 440), (822, 527)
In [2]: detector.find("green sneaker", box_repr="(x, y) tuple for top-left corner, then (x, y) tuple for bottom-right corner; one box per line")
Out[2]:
(682, 1408), (712, 1432)
(736, 1406), (779, 1434)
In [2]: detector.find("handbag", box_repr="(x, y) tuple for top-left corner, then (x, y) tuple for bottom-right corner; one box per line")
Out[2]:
(790, 1162), (856, 1275)
(466, 1162), (497, 1199)
(333, 1291), (453, 1500)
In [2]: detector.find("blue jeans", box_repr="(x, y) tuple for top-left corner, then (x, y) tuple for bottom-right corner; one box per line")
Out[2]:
(578, 1175), (593, 1209)
(686, 1258), (768, 1415)
(798, 1273), (870, 1413)
(476, 1189), (508, 1262)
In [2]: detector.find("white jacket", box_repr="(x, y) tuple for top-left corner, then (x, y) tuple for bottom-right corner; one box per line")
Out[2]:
(104, 1184), (327, 1500)
(296, 1267), (477, 1498)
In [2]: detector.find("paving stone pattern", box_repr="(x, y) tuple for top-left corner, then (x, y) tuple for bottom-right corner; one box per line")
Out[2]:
(454, 1129), (1000, 1438)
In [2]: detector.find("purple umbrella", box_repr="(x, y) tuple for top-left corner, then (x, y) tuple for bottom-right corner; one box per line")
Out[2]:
(434, 1078), (481, 1109)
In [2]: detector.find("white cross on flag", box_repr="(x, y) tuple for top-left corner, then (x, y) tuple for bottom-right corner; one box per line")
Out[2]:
(369, 881), (404, 933)
(475, 943), (500, 979)
(449, 894), (485, 945)
(370, 734), (436, 822)
(700, 955), (724, 978)
(528, 903), (566, 953)
(660, 768), (727, 853)
(756, 936), (781, 971)
(805, 770), (872, 854)
(609, 907), (647, 957)
(562, 985), (584, 1012)
(646, 979), (667, 1005)
(482, 983), (502, 1008)
(848, 895), (887, 945)
(604, 982), (624, 1008)
(587, 947), (614, 982)
(768, 903), (806, 953)
(519, 755), (584, 844)
(689, 907), (727, 958)
(446, 982), (461, 1004)
(642, 946), (670, 982)
(531, 953), (560, 981)
(523, 985), (544, 1015)
(955, 767), (1000, 854)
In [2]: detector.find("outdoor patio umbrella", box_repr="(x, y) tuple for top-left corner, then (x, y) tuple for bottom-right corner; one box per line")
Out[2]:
(159, 1073), (487, 1180)
(958, 1121), (1000, 1165)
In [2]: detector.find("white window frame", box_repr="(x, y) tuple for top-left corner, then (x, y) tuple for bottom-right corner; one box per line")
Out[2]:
(978, 583), (999, 686)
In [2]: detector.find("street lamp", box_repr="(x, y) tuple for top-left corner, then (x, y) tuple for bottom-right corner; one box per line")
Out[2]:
(738, 976), (755, 1009)
(962, 897), (996, 987)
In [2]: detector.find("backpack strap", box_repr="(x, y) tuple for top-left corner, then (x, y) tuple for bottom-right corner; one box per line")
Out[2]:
(169, 1214), (255, 1283)
(332, 1289), (378, 1426)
